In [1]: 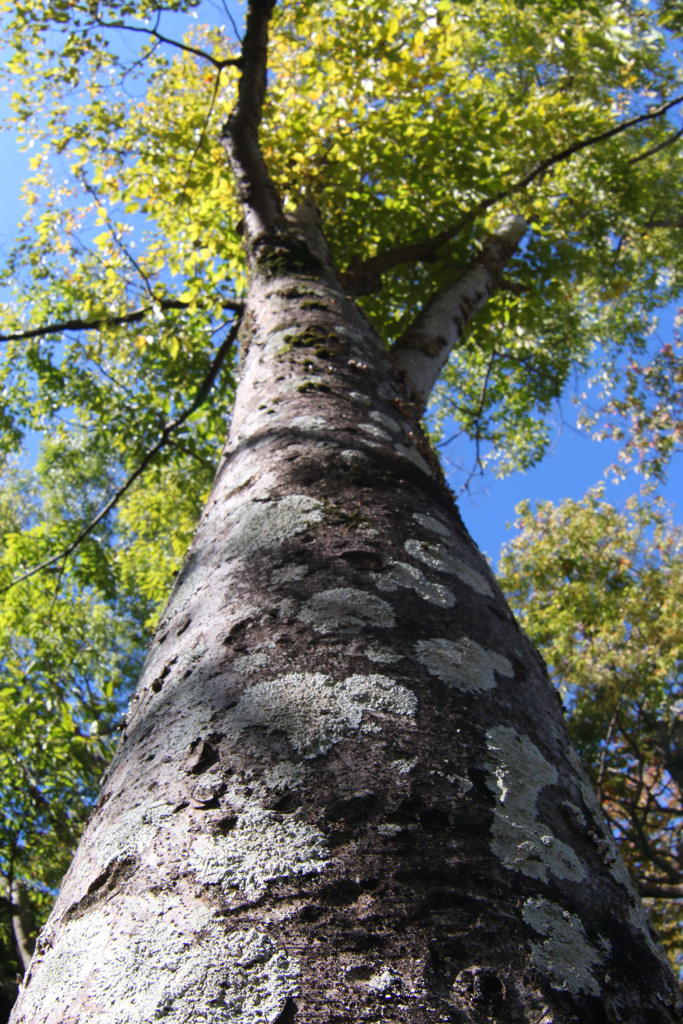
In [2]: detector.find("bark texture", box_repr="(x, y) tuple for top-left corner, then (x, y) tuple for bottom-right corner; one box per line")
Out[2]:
(392, 215), (527, 415)
(9, 226), (681, 1023)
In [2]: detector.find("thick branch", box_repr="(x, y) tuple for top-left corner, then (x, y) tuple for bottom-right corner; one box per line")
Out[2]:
(644, 217), (683, 230)
(9, 881), (35, 973)
(343, 94), (683, 293)
(638, 879), (683, 899)
(391, 215), (527, 413)
(0, 298), (244, 344)
(221, 0), (282, 246)
(0, 323), (238, 593)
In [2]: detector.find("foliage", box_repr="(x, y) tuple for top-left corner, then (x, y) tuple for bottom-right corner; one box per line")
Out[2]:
(580, 315), (683, 485)
(0, 0), (682, 980)
(499, 489), (683, 970)
(0, 437), (215, 981)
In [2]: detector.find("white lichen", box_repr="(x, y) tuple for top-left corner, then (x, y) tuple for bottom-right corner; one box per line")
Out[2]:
(270, 564), (309, 585)
(190, 807), (327, 899)
(363, 643), (402, 664)
(359, 423), (393, 442)
(224, 672), (417, 757)
(485, 727), (586, 882)
(377, 824), (404, 838)
(405, 539), (493, 596)
(415, 638), (512, 693)
(393, 443), (433, 476)
(223, 495), (324, 560)
(16, 895), (298, 1024)
(372, 561), (455, 608)
(261, 760), (309, 792)
(278, 597), (298, 618)
(523, 897), (611, 997)
(369, 410), (402, 434)
(412, 512), (452, 538)
(367, 968), (403, 995)
(207, 761), (309, 816)
(340, 446), (370, 461)
(96, 802), (175, 870)
(233, 651), (270, 675)
(390, 759), (416, 775)
(298, 587), (395, 633)
(288, 415), (328, 431)
(349, 391), (372, 406)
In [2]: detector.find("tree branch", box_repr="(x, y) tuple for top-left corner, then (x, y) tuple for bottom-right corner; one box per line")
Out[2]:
(638, 879), (683, 899)
(178, 67), (225, 204)
(629, 125), (683, 166)
(391, 215), (527, 413)
(93, 16), (241, 71)
(0, 322), (239, 594)
(221, 0), (283, 246)
(342, 94), (683, 294)
(0, 298), (244, 344)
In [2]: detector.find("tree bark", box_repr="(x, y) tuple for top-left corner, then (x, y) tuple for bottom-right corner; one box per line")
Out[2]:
(9, 881), (34, 974)
(9, 216), (681, 1023)
(8, 0), (682, 1017)
(392, 215), (527, 415)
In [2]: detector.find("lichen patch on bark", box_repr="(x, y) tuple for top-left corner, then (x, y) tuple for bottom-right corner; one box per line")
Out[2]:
(190, 807), (328, 898)
(372, 561), (456, 608)
(288, 414), (328, 431)
(415, 637), (512, 692)
(95, 801), (175, 871)
(270, 564), (309, 585)
(412, 512), (452, 538)
(223, 494), (324, 559)
(359, 422), (394, 442)
(393, 443), (433, 476)
(485, 727), (586, 882)
(15, 895), (299, 1024)
(405, 539), (493, 596)
(523, 897), (611, 997)
(223, 672), (417, 757)
(368, 410), (403, 434)
(298, 587), (396, 633)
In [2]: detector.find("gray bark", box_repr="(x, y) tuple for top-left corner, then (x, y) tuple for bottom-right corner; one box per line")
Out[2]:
(392, 215), (527, 415)
(9, 224), (681, 1023)
(9, 882), (34, 974)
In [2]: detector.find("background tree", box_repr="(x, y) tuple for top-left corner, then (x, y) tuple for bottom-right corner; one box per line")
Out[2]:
(0, 0), (683, 1019)
(499, 488), (683, 970)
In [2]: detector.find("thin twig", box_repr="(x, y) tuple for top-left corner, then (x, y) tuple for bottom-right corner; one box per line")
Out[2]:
(221, 0), (244, 43)
(0, 297), (244, 343)
(629, 125), (683, 165)
(0, 322), (239, 594)
(178, 68), (225, 205)
(80, 175), (157, 301)
(94, 17), (241, 71)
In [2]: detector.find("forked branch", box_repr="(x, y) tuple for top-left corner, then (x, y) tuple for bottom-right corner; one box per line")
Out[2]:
(392, 215), (527, 413)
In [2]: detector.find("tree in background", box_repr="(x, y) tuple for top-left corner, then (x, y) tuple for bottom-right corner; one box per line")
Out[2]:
(1, 0), (683, 1019)
(500, 488), (683, 970)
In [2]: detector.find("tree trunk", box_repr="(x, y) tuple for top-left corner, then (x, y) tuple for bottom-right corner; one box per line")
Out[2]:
(9, 215), (681, 1022)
